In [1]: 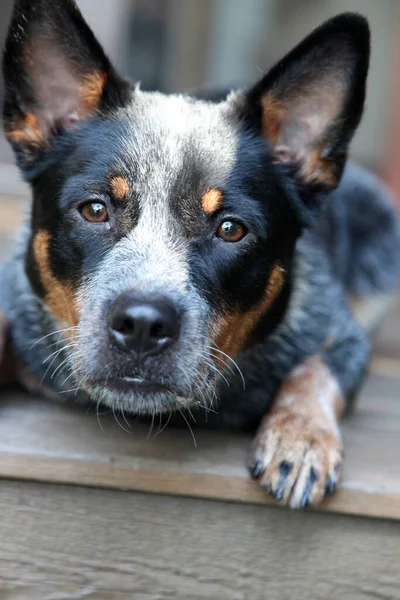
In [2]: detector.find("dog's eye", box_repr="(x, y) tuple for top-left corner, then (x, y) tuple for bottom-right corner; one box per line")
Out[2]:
(216, 220), (246, 242)
(80, 202), (109, 223)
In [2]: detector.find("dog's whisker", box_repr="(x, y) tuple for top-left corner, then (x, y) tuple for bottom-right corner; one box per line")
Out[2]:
(203, 359), (230, 389)
(46, 333), (83, 350)
(208, 353), (236, 378)
(121, 407), (132, 430)
(41, 347), (74, 385)
(50, 351), (77, 381)
(57, 386), (83, 395)
(207, 346), (246, 390)
(29, 327), (79, 350)
(178, 408), (197, 448)
(60, 369), (77, 389)
(96, 399), (105, 434)
(154, 411), (173, 437)
(147, 412), (156, 439)
(156, 412), (163, 436)
(186, 406), (196, 424)
(112, 405), (131, 435)
(42, 342), (77, 365)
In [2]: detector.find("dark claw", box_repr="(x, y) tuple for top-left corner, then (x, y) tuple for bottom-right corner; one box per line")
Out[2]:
(326, 478), (337, 496)
(251, 459), (264, 479)
(275, 461), (293, 501)
(300, 466), (319, 508)
(334, 462), (342, 475)
(300, 496), (309, 509)
(279, 461), (293, 478)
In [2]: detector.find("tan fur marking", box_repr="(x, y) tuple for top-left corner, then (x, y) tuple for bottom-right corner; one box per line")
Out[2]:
(110, 176), (130, 201)
(278, 355), (345, 422)
(260, 92), (338, 186)
(5, 71), (107, 149)
(300, 144), (337, 187)
(202, 189), (223, 214)
(33, 231), (78, 330)
(215, 264), (285, 358)
(250, 354), (344, 507)
(260, 94), (288, 145)
(5, 112), (44, 146)
(80, 71), (108, 112)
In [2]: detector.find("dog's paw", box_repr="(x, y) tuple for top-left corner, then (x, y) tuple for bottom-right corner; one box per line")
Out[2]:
(249, 408), (343, 509)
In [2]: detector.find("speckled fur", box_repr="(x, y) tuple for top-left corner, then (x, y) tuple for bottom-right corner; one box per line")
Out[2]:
(1, 3), (400, 508)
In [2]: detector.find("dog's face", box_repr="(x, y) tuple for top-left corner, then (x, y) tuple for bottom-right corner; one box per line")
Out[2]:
(2, 1), (369, 413)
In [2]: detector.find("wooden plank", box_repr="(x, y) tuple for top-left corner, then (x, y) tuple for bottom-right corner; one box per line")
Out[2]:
(0, 370), (399, 520)
(372, 295), (400, 357)
(0, 480), (399, 599)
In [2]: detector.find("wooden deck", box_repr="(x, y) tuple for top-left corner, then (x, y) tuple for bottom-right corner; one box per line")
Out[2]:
(0, 193), (399, 599)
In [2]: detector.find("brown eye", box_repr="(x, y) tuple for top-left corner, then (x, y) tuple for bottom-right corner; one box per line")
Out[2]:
(216, 220), (246, 242)
(80, 202), (109, 223)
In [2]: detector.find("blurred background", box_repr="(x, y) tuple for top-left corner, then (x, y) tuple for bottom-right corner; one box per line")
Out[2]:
(0, 0), (399, 183)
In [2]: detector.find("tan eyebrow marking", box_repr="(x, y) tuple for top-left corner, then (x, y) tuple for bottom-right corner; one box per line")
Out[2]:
(202, 189), (223, 214)
(109, 175), (130, 201)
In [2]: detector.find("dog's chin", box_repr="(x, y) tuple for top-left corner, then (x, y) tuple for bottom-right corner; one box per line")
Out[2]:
(84, 376), (196, 415)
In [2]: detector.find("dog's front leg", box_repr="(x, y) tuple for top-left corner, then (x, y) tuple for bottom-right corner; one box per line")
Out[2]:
(249, 355), (345, 509)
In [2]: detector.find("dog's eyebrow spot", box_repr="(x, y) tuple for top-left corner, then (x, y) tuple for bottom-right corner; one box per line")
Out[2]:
(202, 189), (223, 214)
(109, 175), (130, 201)
(214, 264), (285, 358)
(33, 230), (79, 331)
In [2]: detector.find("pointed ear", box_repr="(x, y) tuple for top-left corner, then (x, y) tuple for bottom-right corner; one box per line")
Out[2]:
(2, 0), (130, 167)
(242, 13), (370, 189)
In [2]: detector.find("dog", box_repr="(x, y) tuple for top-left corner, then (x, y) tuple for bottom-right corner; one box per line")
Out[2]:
(1, 0), (400, 509)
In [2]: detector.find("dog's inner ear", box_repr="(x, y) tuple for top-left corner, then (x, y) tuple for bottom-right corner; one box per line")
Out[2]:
(245, 15), (369, 187)
(7, 41), (106, 148)
(3, 0), (119, 159)
(260, 74), (347, 186)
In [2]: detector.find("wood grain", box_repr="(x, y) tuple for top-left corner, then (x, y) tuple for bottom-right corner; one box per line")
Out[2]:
(0, 370), (399, 521)
(373, 295), (400, 358)
(0, 480), (399, 599)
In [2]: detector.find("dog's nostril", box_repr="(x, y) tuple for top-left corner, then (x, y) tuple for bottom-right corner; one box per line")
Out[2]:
(115, 317), (135, 335)
(108, 293), (180, 355)
(150, 321), (168, 339)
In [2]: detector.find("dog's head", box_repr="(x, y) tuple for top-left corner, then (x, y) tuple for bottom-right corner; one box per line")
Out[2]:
(2, 0), (369, 413)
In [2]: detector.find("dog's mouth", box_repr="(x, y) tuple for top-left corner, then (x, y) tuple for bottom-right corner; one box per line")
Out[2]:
(76, 357), (218, 414)
(103, 376), (172, 395)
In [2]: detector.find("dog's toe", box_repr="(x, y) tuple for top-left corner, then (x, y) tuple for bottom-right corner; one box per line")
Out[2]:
(249, 408), (343, 509)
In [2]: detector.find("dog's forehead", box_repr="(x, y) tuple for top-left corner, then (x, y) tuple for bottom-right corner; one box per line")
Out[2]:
(127, 90), (238, 151)
(109, 91), (240, 191)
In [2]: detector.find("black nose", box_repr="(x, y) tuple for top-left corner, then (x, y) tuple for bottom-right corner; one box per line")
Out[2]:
(108, 293), (180, 355)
